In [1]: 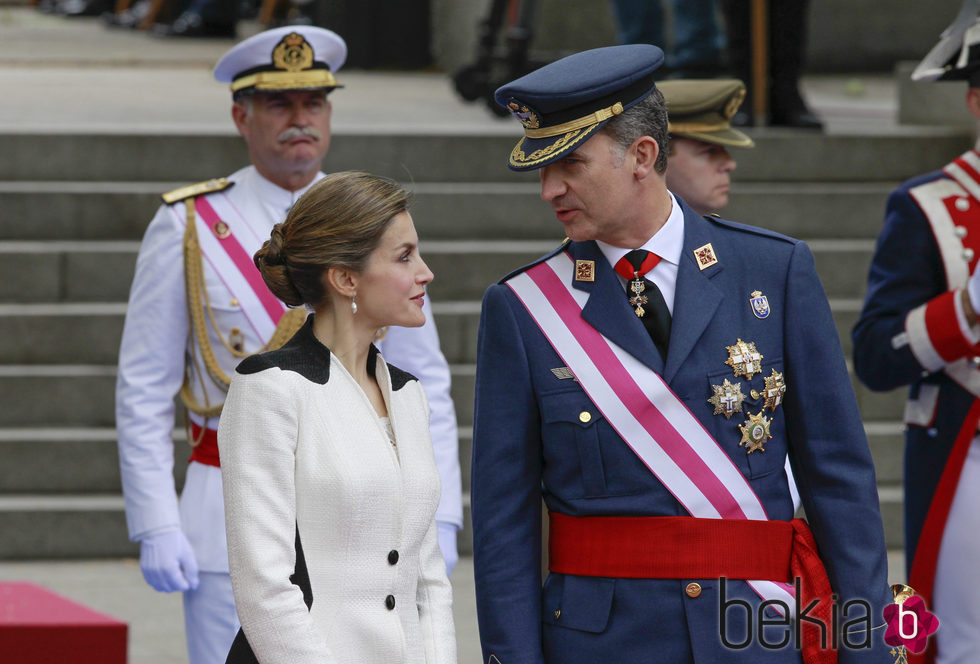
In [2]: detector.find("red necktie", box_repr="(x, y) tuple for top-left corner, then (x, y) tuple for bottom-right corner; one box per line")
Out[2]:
(614, 249), (671, 360)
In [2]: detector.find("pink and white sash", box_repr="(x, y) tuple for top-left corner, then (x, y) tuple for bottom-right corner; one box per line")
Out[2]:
(507, 251), (796, 609)
(172, 194), (287, 343)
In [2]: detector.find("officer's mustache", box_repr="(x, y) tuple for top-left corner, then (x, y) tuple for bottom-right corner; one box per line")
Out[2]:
(278, 126), (321, 143)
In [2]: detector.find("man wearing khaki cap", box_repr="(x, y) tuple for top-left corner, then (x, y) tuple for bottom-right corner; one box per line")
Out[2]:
(660, 79), (754, 215)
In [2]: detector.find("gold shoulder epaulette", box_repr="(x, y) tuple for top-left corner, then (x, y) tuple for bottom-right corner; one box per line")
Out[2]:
(161, 178), (234, 205)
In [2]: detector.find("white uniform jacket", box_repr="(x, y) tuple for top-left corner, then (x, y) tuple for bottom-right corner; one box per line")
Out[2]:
(116, 165), (462, 572)
(219, 318), (457, 664)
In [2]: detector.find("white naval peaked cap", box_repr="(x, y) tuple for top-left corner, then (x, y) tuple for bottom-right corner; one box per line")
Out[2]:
(912, 0), (980, 82)
(213, 25), (347, 94)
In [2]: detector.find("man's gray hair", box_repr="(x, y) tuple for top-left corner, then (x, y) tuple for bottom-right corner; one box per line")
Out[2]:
(601, 87), (670, 175)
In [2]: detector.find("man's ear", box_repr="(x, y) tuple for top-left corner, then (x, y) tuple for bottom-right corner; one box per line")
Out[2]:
(632, 136), (660, 180)
(324, 266), (358, 299)
(231, 102), (250, 138)
(967, 87), (980, 121)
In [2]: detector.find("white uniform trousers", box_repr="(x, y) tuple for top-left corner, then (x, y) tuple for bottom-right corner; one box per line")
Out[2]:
(183, 572), (239, 664)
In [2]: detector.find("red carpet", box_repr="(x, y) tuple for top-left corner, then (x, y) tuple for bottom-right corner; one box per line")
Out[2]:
(0, 582), (127, 663)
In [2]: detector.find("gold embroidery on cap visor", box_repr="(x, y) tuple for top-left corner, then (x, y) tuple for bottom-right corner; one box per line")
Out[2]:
(230, 69), (339, 93)
(509, 128), (593, 168)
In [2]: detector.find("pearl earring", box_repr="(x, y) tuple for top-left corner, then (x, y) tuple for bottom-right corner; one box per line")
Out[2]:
(351, 294), (358, 314)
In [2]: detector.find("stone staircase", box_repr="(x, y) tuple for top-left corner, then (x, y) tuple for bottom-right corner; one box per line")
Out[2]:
(0, 128), (971, 558)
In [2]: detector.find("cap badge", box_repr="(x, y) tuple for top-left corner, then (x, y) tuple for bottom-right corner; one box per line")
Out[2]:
(725, 338), (763, 380)
(749, 290), (770, 319)
(507, 101), (540, 129)
(708, 378), (746, 419)
(739, 411), (772, 454)
(574, 259), (595, 282)
(273, 32), (315, 73)
(693, 243), (718, 270)
(724, 89), (746, 120)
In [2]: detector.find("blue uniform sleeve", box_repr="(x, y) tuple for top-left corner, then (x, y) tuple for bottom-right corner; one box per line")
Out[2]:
(782, 242), (893, 659)
(471, 284), (546, 664)
(852, 188), (948, 391)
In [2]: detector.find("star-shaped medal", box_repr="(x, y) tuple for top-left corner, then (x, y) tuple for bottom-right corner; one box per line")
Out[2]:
(725, 338), (763, 380)
(762, 369), (787, 412)
(739, 411), (772, 454)
(708, 379), (746, 419)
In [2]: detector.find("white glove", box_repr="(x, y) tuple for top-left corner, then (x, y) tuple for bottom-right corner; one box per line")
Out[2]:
(436, 521), (459, 576)
(968, 267), (980, 320)
(140, 529), (200, 593)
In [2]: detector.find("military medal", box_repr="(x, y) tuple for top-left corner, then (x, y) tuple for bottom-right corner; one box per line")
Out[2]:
(693, 243), (718, 270)
(574, 260), (595, 282)
(628, 276), (648, 317)
(761, 369), (786, 412)
(739, 411), (772, 454)
(725, 338), (763, 380)
(551, 367), (575, 380)
(749, 290), (770, 319)
(212, 220), (231, 239)
(708, 379), (746, 419)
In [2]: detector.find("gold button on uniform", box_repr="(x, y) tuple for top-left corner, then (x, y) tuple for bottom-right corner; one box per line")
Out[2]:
(230, 298), (239, 307)
(685, 582), (702, 598)
(553, 609), (561, 621)
(579, 411), (592, 423)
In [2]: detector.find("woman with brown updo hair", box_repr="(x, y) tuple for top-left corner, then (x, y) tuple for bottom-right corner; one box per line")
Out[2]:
(217, 171), (457, 664)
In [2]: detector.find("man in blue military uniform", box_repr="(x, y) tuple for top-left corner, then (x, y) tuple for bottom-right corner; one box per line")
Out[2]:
(471, 44), (893, 663)
(853, 4), (980, 662)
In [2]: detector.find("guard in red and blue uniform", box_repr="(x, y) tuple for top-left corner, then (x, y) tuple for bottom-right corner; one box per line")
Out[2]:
(471, 44), (893, 664)
(853, 7), (980, 662)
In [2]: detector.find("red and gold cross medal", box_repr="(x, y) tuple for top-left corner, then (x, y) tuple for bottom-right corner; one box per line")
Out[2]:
(628, 272), (648, 317)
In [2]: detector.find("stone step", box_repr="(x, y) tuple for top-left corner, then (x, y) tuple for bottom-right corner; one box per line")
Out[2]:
(0, 359), (905, 426)
(0, 298), (864, 366)
(0, 485), (903, 559)
(0, 363), (478, 427)
(0, 132), (969, 183)
(0, 417), (902, 499)
(0, 238), (879, 303)
(0, 302), (483, 365)
(0, 181), (900, 242)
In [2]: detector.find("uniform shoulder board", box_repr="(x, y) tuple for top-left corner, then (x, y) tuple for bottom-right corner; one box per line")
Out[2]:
(161, 178), (234, 205)
(499, 237), (571, 284)
(706, 214), (796, 245)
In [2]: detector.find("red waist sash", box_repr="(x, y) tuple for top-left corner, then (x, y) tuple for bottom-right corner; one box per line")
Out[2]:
(549, 512), (836, 664)
(188, 423), (220, 468)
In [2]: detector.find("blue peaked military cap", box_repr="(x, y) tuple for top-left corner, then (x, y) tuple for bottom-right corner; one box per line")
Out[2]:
(494, 44), (665, 171)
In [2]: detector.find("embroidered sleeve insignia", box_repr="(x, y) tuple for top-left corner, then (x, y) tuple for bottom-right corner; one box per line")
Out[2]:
(725, 338), (763, 380)
(750, 290), (770, 319)
(708, 379), (746, 419)
(739, 411), (772, 454)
